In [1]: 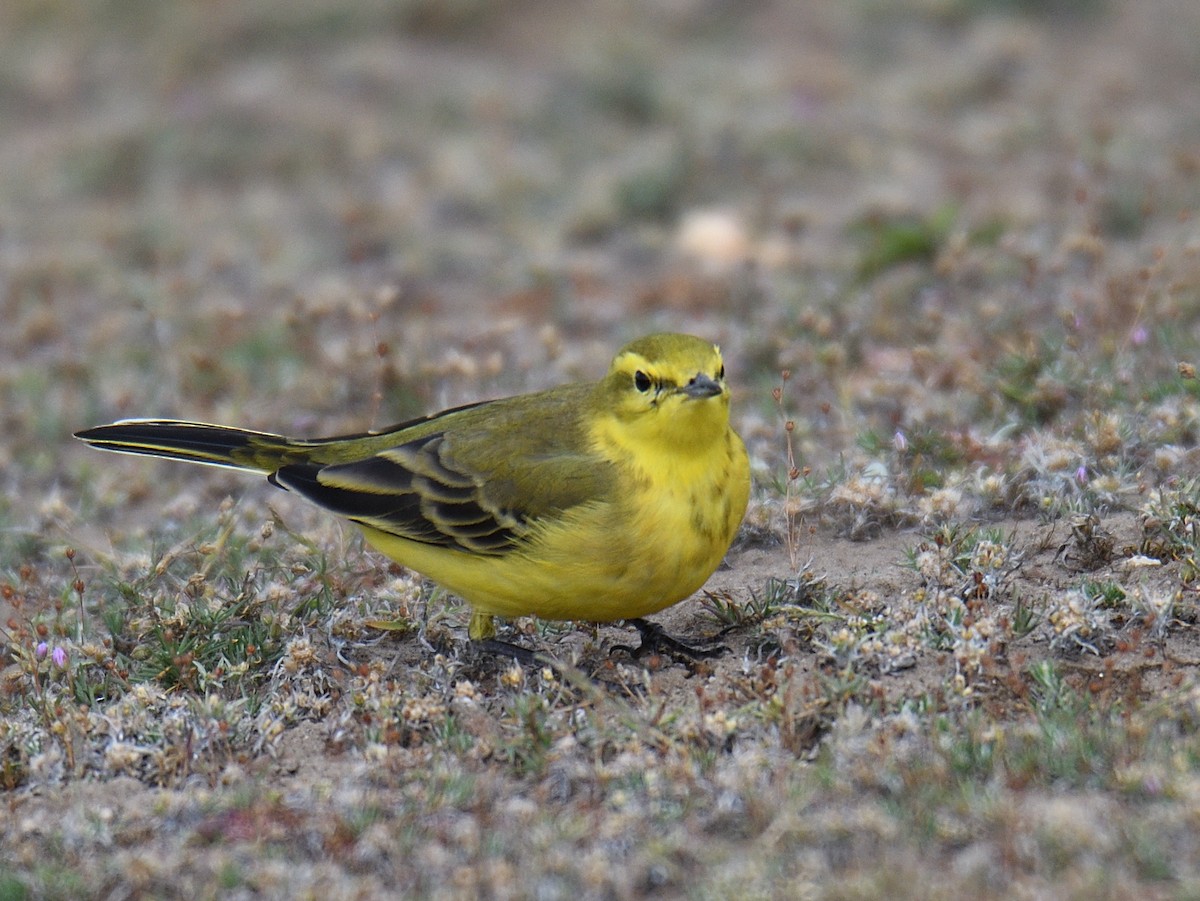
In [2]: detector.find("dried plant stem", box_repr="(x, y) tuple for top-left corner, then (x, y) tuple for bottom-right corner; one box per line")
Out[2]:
(773, 370), (803, 571)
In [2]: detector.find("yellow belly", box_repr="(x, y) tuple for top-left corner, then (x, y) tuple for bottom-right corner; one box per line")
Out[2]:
(358, 435), (749, 624)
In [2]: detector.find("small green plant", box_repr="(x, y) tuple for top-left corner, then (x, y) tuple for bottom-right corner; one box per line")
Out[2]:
(860, 425), (966, 494)
(851, 204), (956, 279)
(613, 154), (687, 222)
(1010, 591), (1043, 639)
(1141, 480), (1200, 568)
(94, 514), (339, 694)
(904, 523), (1021, 596)
(990, 337), (1074, 427)
(934, 708), (998, 780)
(500, 691), (555, 776)
(1079, 579), (1127, 609)
(699, 576), (801, 629)
(1026, 659), (1078, 715)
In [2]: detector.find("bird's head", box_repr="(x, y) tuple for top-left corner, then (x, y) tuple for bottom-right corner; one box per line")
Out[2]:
(596, 333), (732, 452)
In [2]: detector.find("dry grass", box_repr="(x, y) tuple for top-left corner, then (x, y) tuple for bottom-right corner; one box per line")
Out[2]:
(5, 0), (1200, 898)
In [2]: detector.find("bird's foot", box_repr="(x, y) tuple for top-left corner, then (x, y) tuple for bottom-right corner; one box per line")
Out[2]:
(611, 618), (726, 663)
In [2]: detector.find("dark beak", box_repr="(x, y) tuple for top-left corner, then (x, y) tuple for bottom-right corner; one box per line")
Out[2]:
(681, 373), (723, 399)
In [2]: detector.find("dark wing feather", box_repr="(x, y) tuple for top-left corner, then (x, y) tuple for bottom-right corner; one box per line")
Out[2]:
(271, 434), (522, 553)
(269, 386), (616, 555)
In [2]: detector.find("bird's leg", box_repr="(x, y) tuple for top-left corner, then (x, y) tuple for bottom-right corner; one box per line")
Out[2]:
(468, 611), (544, 667)
(462, 610), (536, 665)
(475, 638), (540, 667)
(613, 618), (726, 661)
(468, 611), (498, 640)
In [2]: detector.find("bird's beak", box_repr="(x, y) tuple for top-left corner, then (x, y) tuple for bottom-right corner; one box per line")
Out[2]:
(680, 373), (723, 399)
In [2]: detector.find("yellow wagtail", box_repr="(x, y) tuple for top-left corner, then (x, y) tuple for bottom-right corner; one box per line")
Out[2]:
(76, 333), (750, 644)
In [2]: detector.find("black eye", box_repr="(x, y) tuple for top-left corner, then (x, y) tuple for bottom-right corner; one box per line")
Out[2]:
(634, 370), (652, 392)
(717, 364), (725, 380)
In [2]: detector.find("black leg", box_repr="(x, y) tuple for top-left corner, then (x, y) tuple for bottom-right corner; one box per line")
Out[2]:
(611, 618), (726, 662)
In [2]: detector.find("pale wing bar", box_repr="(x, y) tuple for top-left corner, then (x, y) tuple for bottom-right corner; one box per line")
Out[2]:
(270, 434), (524, 554)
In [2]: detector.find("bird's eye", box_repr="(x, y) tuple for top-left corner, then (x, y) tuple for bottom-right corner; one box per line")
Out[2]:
(634, 370), (653, 393)
(717, 364), (725, 380)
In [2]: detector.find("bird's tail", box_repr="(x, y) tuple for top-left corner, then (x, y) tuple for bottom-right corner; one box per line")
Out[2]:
(74, 420), (328, 474)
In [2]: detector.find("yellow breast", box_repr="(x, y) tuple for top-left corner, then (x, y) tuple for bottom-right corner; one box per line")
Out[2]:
(357, 418), (749, 625)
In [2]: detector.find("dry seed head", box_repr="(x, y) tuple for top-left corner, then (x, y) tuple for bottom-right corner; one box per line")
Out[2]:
(454, 680), (479, 702)
(500, 664), (525, 688)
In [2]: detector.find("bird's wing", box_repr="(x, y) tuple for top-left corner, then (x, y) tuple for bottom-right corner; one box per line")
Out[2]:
(270, 392), (614, 555)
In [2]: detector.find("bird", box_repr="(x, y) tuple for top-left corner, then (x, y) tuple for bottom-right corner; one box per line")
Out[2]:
(76, 333), (751, 646)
